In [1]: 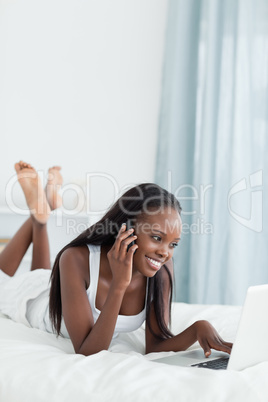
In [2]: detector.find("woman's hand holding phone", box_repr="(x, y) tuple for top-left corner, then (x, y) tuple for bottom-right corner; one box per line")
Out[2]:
(126, 220), (136, 251)
(107, 223), (138, 291)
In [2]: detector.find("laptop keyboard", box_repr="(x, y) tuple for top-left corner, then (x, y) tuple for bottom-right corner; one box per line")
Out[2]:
(191, 357), (229, 370)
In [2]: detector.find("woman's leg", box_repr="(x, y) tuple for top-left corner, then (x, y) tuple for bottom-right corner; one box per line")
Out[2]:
(0, 216), (51, 276)
(0, 218), (33, 276)
(0, 162), (63, 276)
(31, 218), (51, 271)
(31, 165), (63, 271)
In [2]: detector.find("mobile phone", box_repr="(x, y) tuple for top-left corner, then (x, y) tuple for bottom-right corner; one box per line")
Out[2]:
(126, 220), (135, 252)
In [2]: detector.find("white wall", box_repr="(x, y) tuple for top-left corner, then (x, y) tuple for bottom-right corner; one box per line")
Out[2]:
(0, 0), (168, 219)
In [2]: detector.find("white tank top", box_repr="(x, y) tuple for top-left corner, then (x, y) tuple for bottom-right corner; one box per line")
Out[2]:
(86, 244), (147, 338)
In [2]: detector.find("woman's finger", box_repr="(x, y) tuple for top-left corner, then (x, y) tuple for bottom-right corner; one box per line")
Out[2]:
(223, 341), (233, 349)
(126, 244), (139, 261)
(210, 338), (233, 355)
(113, 224), (134, 253)
(217, 343), (232, 355)
(118, 235), (137, 254)
(199, 339), (211, 357)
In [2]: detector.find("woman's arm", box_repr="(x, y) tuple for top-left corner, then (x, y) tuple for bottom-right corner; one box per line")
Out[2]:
(145, 262), (232, 356)
(60, 224), (138, 356)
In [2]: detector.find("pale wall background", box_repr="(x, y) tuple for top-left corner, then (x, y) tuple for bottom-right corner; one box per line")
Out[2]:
(0, 0), (168, 216)
(0, 0), (169, 266)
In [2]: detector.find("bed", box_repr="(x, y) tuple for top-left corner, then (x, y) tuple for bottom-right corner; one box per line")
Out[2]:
(1, 301), (268, 402)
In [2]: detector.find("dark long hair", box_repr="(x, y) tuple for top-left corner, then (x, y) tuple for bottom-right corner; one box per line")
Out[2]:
(49, 183), (182, 339)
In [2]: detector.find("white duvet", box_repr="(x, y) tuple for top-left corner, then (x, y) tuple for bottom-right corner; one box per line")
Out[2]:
(0, 302), (267, 402)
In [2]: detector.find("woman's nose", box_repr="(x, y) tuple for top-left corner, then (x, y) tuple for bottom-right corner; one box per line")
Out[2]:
(156, 246), (169, 259)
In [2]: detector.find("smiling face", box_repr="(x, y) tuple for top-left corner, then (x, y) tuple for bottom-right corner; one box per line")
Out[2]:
(132, 207), (182, 277)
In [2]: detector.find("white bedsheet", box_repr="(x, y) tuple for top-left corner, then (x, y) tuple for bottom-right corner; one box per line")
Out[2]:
(0, 302), (267, 402)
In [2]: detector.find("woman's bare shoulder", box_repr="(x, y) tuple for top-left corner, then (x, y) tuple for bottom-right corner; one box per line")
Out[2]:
(59, 246), (90, 286)
(60, 245), (89, 264)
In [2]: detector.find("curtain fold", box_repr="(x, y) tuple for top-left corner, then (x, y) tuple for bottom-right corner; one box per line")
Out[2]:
(156, 0), (268, 305)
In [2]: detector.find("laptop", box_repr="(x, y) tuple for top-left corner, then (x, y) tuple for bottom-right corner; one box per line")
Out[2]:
(153, 284), (268, 371)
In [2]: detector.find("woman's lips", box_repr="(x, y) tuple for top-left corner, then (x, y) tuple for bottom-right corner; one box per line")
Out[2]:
(145, 256), (162, 270)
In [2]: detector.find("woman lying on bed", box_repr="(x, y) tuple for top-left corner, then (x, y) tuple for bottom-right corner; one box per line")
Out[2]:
(0, 161), (232, 357)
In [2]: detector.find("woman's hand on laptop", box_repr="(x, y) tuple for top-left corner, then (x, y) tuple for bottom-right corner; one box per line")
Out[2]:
(194, 320), (233, 357)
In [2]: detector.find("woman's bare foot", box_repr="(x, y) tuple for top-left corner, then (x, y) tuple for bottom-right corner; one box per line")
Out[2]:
(14, 161), (51, 224)
(45, 166), (63, 211)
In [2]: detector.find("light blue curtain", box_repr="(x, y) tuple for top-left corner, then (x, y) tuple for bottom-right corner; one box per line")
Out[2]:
(156, 0), (268, 305)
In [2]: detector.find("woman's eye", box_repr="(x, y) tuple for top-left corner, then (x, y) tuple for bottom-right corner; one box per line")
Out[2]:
(171, 243), (179, 248)
(152, 235), (161, 241)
